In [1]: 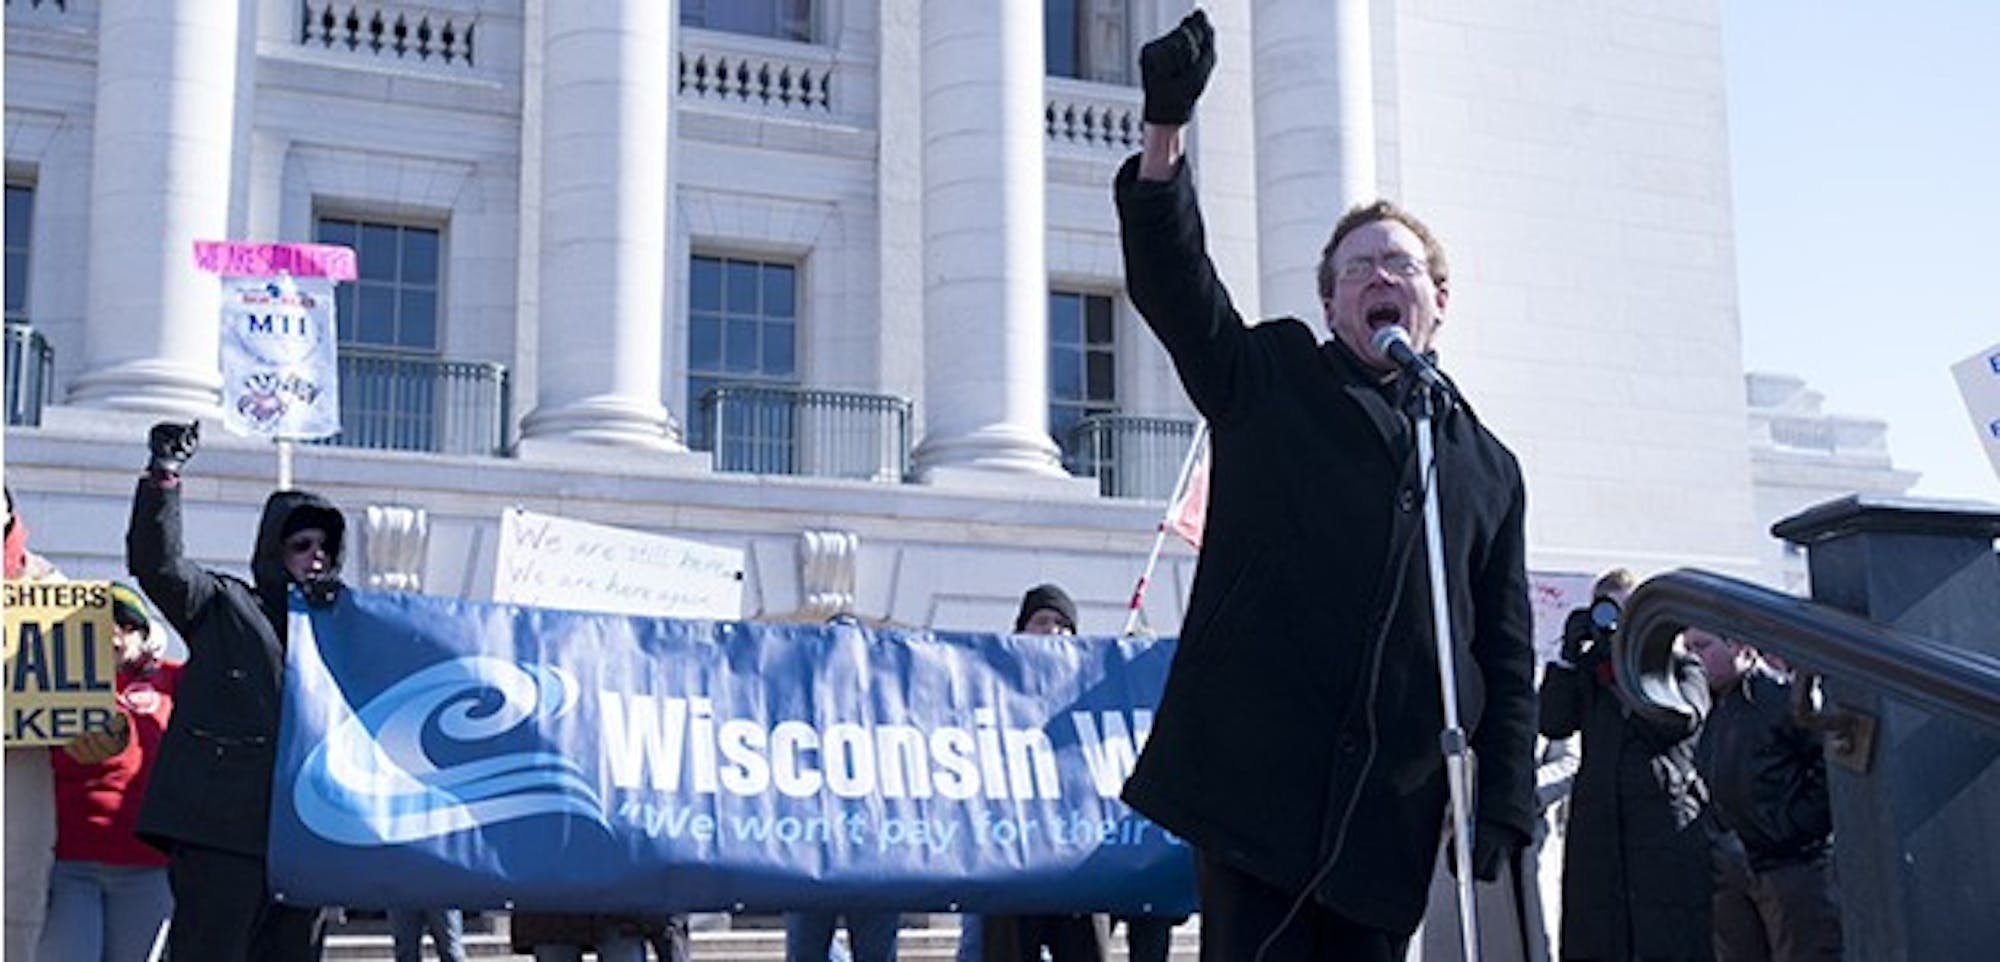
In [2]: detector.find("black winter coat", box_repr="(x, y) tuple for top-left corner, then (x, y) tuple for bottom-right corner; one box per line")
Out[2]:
(1114, 156), (1538, 935)
(1540, 639), (1713, 960)
(1695, 667), (1831, 871)
(127, 478), (346, 856)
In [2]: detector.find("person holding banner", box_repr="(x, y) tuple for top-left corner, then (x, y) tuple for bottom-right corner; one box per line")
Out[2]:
(509, 912), (689, 962)
(124, 421), (347, 961)
(40, 584), (182, 962)
(973, 585), (1115, 962)
(5, 486), (63, 962)
(1113, 10), (1538, 960)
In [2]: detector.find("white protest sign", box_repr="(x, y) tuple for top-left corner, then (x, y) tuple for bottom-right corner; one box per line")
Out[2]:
(195, 241), (357, 441)
(1953, 340), (2000, 484)
(1529, 570), (1594, 666)
(492, 508), (745, 620)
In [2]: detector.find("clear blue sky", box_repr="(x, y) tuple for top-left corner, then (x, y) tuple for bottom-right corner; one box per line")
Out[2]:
(1725, 0), (1999, 501)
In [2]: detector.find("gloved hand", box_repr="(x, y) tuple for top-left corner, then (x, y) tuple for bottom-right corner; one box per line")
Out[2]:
(61, 712), (130, 766)
(1139, 9), (1216, 126)
(1471, 820), (1526, 882)
(147, 420), (201, 477)
(1558, 606), (1595, 665)
(300, 576), (341, 608)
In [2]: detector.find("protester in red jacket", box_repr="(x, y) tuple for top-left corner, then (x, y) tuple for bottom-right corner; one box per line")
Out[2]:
(41, 583), (183, 962)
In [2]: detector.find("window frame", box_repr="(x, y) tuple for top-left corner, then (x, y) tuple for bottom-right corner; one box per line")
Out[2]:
(312, 212), (447, 355)
(685, 251), (804, 454)
(680, 0), (817, 44)
(5, 182), (35, 326)
(1047, 287), (1120, 465)
(1045, 0), (1134, 86)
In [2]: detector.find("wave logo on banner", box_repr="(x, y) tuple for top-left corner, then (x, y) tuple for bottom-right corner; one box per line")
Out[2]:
(293, 651), (605, 846)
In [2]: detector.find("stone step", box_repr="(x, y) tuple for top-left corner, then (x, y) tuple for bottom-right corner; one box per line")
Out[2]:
(321, 923), (1200, 960)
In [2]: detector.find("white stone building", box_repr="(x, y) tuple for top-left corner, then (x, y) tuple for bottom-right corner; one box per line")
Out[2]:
(1744, 371), (1921, 593)
(6, 0), (1771, 632)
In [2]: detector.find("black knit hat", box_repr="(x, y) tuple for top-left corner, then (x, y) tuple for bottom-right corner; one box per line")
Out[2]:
(1014, 583), (1078, 633)
(280, 505), (341, 542)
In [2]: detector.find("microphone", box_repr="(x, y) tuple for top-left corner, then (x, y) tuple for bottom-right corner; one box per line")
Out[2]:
(1370, 325), (1454, 399)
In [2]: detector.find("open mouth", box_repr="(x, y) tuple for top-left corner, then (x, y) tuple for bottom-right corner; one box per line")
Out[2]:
(1365, 304), (1403, 330)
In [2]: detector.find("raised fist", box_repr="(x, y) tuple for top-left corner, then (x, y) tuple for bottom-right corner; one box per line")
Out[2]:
(147, 420), (201, 476)
(1139, 9), (1217, 126)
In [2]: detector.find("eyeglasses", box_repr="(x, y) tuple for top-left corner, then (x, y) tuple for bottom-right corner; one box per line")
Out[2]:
(1334, 252), (1429, 283)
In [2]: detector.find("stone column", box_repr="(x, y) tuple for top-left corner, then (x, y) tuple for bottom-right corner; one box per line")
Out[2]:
(67, 0), (244, 413)
(1252, 0), (1377, 326)
(910, 0), (1069, 484)
(517, 0), (679, 450)
(1185, 0), (1262, 321)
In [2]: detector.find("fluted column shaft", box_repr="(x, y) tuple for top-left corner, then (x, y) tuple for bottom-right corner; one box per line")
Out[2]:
(911, 0), (1065, 480)
(68, 0), (244, 413)
(518, 0), (678, 449)
(1253, 0), (1377, 325)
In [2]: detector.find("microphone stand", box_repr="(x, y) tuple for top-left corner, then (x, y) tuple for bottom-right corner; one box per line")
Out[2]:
(1408, 381), (1482, 962)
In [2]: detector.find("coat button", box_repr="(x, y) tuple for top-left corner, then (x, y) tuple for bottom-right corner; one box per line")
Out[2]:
(1338, 733), (1359, 754)
(1398, 488), (1419, 512)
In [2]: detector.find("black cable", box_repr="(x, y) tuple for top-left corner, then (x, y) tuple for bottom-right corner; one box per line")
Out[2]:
(1251, 430), (1435, 961)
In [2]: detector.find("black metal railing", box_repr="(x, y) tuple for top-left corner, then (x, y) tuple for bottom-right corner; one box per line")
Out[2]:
(320, 346), (509, 455)
(4, 322), (54, 426)
(695, 384), (911, 482)
(1613, 568), (2000, 738)
(1066, 414), (1198, 500)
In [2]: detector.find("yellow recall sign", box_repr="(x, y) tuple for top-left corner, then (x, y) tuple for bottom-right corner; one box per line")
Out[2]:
(4, 579), (120, 747)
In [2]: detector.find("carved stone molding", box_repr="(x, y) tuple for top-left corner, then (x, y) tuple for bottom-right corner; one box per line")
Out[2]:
(797, 529), (859, 621)
(357, 503), (430, 592)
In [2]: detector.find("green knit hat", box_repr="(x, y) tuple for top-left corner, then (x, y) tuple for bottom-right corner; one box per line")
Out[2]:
(110, 583), (151, 635)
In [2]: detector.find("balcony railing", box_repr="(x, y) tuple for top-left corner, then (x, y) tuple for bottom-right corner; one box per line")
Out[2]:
(1045, 77), (1143, 152)
(696, 384), (910, 482)
(4, 322), (54, 427)
(320, 346), (509, 455)
(298, 1), (478, 68)
(679, 28), (836, 115)
(1067, 414), (1198, 500)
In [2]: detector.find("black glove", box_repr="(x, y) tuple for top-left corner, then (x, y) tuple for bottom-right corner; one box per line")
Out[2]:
(1471, 820), (1526, 882)
(147, 420), (201, 477)
(1558, 606), (1594, 664)
(300, 576), (341, 608)
(1139, 9), (1216, 126)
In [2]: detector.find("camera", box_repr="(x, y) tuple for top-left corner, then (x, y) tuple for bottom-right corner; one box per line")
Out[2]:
(1588, 596), (1621, 638)
(1561, 596), (1623, 666)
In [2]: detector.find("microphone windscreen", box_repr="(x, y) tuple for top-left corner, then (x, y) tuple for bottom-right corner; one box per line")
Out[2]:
(1371, 324), (1413, 356)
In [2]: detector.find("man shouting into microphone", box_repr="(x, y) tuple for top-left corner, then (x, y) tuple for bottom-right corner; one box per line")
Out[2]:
(1114, 10), (1537, 960)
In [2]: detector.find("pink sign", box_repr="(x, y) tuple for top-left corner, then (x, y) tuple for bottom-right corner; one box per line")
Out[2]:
(192, 241), (358, 280)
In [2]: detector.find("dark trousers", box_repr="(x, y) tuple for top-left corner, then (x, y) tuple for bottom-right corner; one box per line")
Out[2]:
(1712, 851), (1841, 962)
(1196, 850), (1410, 962)
(648, 914), (693, 962)
(1117, 914), (1186, 962)
(980, 913), (1111, 961)
(164, 842), (323, 962)
(784, 911), (901, 962)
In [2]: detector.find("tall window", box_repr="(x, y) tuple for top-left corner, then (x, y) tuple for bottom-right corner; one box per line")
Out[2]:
(314, 216), (443, 449)
(315, 217), (440, 351)
(681, 0), (813, 42)
(687, 254), (799, 463)
(1048, 290), (1117, 464)
(4, 185), (32, 325)
(1046, 0), (1131, 84)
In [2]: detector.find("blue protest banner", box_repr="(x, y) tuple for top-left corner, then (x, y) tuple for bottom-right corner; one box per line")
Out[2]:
(268, 589), (1194, 913)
